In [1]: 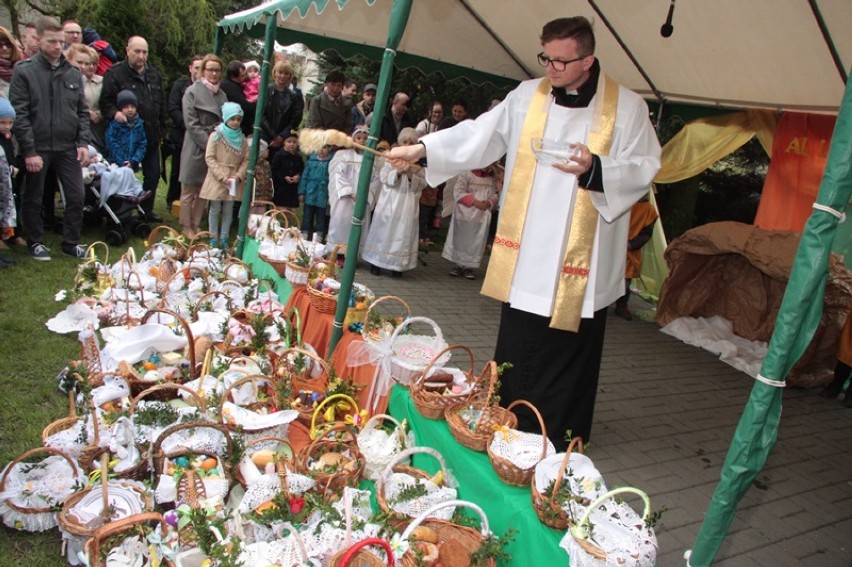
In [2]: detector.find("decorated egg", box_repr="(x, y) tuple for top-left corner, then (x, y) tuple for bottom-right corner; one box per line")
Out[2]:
(174, 456), (189, 468)
(201, 457), (218, 471)
(164, 509), (179, 527)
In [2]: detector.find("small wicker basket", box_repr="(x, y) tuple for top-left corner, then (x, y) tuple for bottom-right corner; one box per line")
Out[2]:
(82, 512), (174, 567)
(409, 344), (477, 420)
(530, 437), (586, 529)
(387, 316), (449, 386)
(445, 360), (518, 452)
(361, 295), (411, 345)
(375, 446), (452, 520)
(487, 399), (553, 487)
(398, 500), (496, 567)
(330, 537), (394, 567)
(146, 225), (188, 261)
(295, 423), (365, 497)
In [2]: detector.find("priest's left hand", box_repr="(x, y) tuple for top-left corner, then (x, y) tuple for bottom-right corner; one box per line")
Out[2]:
(553, 142), (591, 176)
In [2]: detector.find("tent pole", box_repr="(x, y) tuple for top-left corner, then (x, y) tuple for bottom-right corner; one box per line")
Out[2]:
(213, 26), (225, 56)
(236, 16), (277, 258)
(327, 0), (414, 358)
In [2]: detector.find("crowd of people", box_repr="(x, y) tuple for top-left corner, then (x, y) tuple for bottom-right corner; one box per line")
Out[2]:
(0, 14), (664, 452)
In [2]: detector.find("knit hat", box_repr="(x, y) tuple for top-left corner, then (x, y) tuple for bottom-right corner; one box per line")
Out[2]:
(363, 83), (377, 93)
(221, 102), (243, 123)
(116, 90), (138, 111)
(0, 97), (15, 119)
(244, 60), (260, 71)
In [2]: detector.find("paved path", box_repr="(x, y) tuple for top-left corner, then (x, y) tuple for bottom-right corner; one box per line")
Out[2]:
(351, 246), (852, 566)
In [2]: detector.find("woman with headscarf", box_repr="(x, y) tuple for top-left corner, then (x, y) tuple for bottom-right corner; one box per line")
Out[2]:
(0, 26), (23, 98)
(178, 54), (227, 238)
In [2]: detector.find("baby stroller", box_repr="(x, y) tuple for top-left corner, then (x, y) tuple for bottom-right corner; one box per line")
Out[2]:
(81, 163), (152, 246)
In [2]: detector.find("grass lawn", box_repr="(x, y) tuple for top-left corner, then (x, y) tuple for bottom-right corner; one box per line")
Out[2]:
(0, 177), (177, 566)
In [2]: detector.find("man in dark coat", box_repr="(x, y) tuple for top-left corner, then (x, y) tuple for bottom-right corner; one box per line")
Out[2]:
(220, 60), (254, 136)
(100, 35), (166, 221)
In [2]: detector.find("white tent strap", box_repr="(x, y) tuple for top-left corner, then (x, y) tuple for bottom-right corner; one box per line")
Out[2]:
(812, 202), (846, 222)
(684, 549), (693, 566)
(755, 373), (786, 387)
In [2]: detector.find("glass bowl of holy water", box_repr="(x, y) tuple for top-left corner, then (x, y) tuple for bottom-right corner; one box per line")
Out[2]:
(530, 138), (580, 166)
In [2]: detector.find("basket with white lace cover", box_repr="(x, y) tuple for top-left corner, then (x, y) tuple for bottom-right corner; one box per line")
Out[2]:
(219, 373), (300, 445)
(388, 316), (450, 386)
(0, 447), (87, 532)
(41, 391), (103, 460)
(561, 487), (658, 567)
(151, 421), (234, 506)
(82, 512), (176, 567)
(376, 446), (458, 521)
(357, 413), (414, 481)
(487, 399), (556, 486)
(532, 438), (607, 530)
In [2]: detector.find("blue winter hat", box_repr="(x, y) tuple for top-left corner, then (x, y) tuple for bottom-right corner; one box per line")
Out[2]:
(0, 97), (15, 119)
(221, 102), (243, 123)
(116, 90), (138, 110)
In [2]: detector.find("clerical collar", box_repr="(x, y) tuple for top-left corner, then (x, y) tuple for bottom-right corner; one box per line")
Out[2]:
(551, 59), (601, 108)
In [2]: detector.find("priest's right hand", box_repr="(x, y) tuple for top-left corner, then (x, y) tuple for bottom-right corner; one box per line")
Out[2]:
(386, 143), (426, 172)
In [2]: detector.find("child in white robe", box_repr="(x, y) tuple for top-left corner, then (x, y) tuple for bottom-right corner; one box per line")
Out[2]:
(443, 165), (499, 280)
(361, 127), (426, 277)
(326, 125), (380, 258)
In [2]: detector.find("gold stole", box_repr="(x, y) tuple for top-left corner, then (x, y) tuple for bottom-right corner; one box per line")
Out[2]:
(481, 75), (619, 332)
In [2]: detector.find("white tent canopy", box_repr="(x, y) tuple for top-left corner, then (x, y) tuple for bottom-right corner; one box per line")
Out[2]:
(220, 0), (851, 112)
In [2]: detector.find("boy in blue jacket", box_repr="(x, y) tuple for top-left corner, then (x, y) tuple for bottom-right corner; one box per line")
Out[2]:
(105, 90), (147, 171)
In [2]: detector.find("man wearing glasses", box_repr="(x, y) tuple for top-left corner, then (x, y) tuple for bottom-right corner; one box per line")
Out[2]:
(387, 17), (661, 451)
(61, 20), (82, 50)
(99, 36), (166, 222)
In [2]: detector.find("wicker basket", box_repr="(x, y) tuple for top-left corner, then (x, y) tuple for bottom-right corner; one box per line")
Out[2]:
(82, 512), (174, 567)
(234, 435), (295, 487)
(58, 455), (153, 552)
(330, 538), (394, 567)
(138, 307), (199, 382)
(308, 393), (363, 439)
(285, 259), (311, 287)
(398, 500), (496, 567)
(273, 347), (330, 425)
(151, 421), (234, 504)
(567, 487), (655, 566)
(357, 413), (412, 481)
(410, 344), (478, 420)
(487, 400), (553, 487)
(146, 225), (189, 260)
(530, 437), (588, 529)
(388, 317), (450, 386)
(41, 391), (101, 460)
(295, 423), (364, 497)
(362, 295), (411, 344)
(0, 447), (84, 532)
(445, 360), (518, 452)
(375, 446), (453, 520)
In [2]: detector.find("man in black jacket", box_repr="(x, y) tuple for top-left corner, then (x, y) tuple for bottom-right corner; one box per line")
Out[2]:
(165, 55), (202, 210)
(220, 60), (254, 136)
(378, 91), (415, 145)
(10, 16), (90, 261)
(100, 36), (166, 222)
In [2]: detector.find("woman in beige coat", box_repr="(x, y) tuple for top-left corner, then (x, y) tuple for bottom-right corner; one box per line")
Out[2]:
(178, 54), (227, 238)
(200, 102), (248, 248)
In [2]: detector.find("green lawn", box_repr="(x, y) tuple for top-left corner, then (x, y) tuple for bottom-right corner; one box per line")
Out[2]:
(0, 177), (177, 567)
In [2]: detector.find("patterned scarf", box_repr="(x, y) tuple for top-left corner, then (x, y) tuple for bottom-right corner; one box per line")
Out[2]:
(0, 58), (13, 83)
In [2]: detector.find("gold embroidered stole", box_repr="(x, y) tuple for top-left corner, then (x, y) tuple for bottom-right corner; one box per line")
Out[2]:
(481, 75), (619, 331)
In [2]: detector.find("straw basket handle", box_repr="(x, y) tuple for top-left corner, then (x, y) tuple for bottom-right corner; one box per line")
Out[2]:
(377, 446), (448, 490)
(223, 257), (252, 281)
(337, 538), (395, 566)
(503, 399), (550, 464)
(84, 241), (110, 267)
(288, 306), (303, 347)
(362, 295), (411, 342)
(0, 447), (81, 514)
(129, 382), (206, 414)
(216, 278), (247, 297)
(194, 290), (233, 318)
(570, 486), (652, 543)
(388, 316), (444, 348)
(152, 421), (234, 469)
(548, 437), (585, 503)
(413, 343), (473, 393)
(85, 512), (167, 566)
(272, 346), (329, 383)
(310, 393), (361, 439)
(141, 308), (199, 380)
(279, 521), (310, 563)
(401, 499), (491, 540)
(361, 413), (405, 440)
(245, 435), (293, 458)
(124, 271), (147, 308)
(218, 373), (276, 417)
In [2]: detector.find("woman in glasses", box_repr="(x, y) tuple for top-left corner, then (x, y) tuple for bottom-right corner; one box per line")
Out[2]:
(0, 27), (23, 98)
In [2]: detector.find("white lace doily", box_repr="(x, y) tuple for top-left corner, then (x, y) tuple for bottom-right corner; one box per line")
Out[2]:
(560, 500), (658, 567)
(383, 473), (457, 520)
(489, 429), (556, 469)
(0, 455), (86, 531)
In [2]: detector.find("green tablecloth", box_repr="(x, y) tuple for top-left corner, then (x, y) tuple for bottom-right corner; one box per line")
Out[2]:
(242, 237), (293, 300)
(388, 385), (565, 566)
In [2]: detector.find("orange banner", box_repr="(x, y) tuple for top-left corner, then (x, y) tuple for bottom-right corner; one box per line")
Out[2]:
(753, 111), (836, 232)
